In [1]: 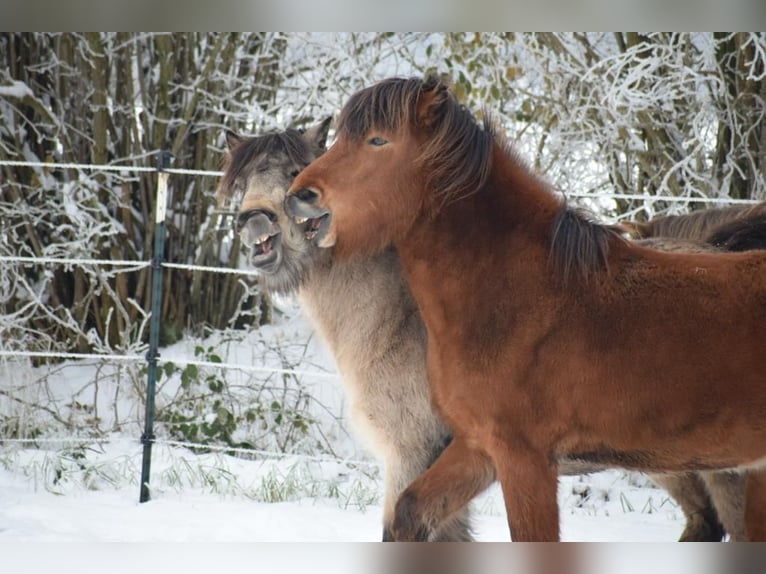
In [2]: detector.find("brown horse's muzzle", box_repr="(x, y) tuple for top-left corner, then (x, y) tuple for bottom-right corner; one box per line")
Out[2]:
(285, 189), (333, 247)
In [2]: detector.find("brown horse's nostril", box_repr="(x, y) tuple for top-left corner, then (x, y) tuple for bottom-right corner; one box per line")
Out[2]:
(292, 188), (319, 204)
(285, 188), (329, 222)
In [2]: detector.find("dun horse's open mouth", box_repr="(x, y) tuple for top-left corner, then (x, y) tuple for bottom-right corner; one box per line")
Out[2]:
(249, 231), (281, 268)
(238, 209), (283, 271)
(294, 213), (330, 243)
(251, 231), (279, 256)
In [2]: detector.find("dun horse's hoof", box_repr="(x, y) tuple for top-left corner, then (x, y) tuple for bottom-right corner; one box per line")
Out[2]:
(677, 512), (725, 542)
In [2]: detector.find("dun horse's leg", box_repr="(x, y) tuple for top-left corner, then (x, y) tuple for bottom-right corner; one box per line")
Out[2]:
(391, 437), (495, 541)
(429, 506), (475, 542)
(381, 456), (413, 542)
(744, 469), (766, 541)
(702, 470), (745, 541)
(650, 472), (724, 541)
(492, 443), (559, 541)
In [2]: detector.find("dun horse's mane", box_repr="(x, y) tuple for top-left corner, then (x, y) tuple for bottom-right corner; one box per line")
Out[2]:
(336, 76), (494, 209)
(218, 129), (312, 202)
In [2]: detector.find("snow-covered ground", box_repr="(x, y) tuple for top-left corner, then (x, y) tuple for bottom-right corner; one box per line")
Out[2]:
(0, 441), (725, 574)
(0, 300), (718, 574)
(0, 438), (685, 543)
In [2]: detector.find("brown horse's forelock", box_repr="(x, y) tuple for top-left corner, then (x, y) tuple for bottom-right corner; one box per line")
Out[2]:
(336, 77), (494, 209)
(218, 129), (313, 200)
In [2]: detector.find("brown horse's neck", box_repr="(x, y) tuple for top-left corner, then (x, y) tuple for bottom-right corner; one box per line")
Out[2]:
(402, 143), (561, 263)
(396, 143), (563, 339)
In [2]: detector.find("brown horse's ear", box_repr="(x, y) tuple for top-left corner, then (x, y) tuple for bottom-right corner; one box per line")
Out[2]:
(303, 116), (333, 153)
(416, 79), (450, 128)
(225, 130), (242, 150)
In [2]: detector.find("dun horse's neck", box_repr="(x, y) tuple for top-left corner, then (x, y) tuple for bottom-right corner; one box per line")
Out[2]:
(298, 248), (422, 368)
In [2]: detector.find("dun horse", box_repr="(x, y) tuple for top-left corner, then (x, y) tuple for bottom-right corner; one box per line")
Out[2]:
(219, 122), (763, 541)
(218, 120), (471, 541)
(285, 77), (766, 541)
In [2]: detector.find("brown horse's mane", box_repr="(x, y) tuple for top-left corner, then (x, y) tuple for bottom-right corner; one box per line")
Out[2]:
(218, 128), (313, 203)
(337, 76), (623, 284)
(336, 76), (494, 210)
(550, 206), (624, 285)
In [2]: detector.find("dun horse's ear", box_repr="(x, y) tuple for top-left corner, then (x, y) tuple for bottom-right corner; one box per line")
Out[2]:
(303, 116), (333, 152)
(225, 130), (242, 150)
(417, 80), (450, 128)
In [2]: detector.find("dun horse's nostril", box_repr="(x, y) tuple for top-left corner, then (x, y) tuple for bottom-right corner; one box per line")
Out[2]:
(236, 209), (275, 233)
(293, 188), (318, 203)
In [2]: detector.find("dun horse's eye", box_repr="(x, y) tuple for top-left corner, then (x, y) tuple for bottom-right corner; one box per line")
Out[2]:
(367, 136), (388, 147)
(289, 169), (300, 179)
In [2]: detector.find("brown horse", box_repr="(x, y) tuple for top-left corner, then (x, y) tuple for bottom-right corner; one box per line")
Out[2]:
(218, 123), (749, 542)
(285, 77), (766, 541)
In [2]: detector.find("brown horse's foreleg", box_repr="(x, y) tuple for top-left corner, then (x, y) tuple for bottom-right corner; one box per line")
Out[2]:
(380, 436), (475, 542)
(493, 445), (559, 541)
(744, 469), (766, 541)
(390, 437), (495, 541)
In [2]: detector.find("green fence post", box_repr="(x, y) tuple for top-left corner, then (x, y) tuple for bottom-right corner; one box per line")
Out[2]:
(139, 150), (173, 503)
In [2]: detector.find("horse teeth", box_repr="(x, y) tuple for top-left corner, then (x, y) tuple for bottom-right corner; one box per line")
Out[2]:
(295, 217), (308, 224)
(255, 234), (269, 244)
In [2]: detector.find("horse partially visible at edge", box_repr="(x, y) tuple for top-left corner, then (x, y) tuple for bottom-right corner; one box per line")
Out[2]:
(218, 120), (763, 541)
(621, 202), (766, 243)
(285, 76), (766, 541)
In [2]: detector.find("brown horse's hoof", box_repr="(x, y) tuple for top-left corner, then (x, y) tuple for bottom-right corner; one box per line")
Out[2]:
(392, 491), (431, 541)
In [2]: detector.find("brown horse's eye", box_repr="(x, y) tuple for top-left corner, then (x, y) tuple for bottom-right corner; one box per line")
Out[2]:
(367, 136), (388, 147)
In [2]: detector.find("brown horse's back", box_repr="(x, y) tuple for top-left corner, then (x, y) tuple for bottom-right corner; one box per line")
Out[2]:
(541, 247), (766, 469)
